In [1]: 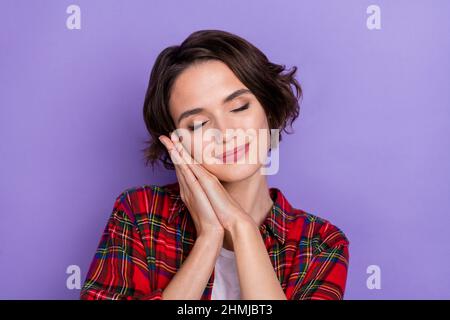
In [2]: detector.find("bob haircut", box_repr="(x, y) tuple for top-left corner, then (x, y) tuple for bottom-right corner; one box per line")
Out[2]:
(142, 29), (302, 170)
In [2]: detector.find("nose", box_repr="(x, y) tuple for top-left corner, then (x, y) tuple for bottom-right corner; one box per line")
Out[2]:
(215, 119), (235, 144)
(214, 118), (242, 144)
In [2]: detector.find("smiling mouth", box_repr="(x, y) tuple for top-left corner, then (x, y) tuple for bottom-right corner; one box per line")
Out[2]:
(215, 142), (250, 163)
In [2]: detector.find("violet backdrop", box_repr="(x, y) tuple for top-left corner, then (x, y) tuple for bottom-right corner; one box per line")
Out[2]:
(1, 0), (449, 299)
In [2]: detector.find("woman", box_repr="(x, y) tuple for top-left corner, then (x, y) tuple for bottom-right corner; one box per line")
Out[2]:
(80, 29), (349, 300)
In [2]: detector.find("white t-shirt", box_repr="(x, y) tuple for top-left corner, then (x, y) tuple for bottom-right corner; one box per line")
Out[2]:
(211, 246), (241, 300)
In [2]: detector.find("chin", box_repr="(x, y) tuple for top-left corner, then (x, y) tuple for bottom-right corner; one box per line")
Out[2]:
(203, 162), (262, 183)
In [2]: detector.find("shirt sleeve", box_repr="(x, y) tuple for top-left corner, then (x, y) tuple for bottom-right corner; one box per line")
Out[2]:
(80, 191), (163, 300)
(289, 221), (350, 300)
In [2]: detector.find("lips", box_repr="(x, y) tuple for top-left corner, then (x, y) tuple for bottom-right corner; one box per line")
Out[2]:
(216, 142), (250, 162)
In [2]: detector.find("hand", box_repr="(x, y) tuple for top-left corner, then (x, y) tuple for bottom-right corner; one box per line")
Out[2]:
(164, 131), (253, 232)
(159, 134), (224, 240)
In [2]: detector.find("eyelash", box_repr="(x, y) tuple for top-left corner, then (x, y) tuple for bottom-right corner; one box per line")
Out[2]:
(231, 103), (250, 113)
(187, 103), (250, 131)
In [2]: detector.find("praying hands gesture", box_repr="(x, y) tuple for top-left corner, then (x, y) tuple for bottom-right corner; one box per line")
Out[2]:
(158, 131), (287, 300)
(158, 132), (254, 237)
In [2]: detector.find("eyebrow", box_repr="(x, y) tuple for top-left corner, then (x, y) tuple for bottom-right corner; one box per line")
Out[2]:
(176, 88), (251, 124)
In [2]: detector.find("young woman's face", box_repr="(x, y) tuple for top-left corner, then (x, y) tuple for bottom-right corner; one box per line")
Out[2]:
(168, 60), (271, 182)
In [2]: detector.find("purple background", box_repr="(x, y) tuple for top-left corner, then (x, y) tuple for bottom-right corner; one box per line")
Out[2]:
(1, 0), (449, 299)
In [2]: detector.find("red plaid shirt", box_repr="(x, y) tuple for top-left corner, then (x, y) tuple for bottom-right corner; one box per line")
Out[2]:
(80, 182), (350, 300)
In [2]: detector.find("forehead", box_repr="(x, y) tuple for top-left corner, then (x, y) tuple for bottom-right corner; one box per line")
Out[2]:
(169, 60), (247, 114)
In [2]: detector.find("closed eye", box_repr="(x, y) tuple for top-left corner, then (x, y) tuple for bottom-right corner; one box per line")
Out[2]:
(188, 121), (208, 131)
(231, 103), (250, 112)
(187, 103), (249, 130)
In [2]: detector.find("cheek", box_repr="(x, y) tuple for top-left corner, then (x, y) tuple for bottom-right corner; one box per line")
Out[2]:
(248, 106), (270, 130)
(187, 135), (214, 163)
(246, 109), (270, 145)
(251, 111), (271, 154)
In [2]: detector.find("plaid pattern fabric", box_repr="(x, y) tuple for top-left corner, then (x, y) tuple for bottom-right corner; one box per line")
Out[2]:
(80, 182), (350, 300)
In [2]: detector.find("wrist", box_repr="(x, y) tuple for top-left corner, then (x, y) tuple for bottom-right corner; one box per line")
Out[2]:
(229, 214), (257, 238)
(197, 227), (224, 243)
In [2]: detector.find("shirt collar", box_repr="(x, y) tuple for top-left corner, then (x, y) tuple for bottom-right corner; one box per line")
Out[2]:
(164, 182), (293, 245)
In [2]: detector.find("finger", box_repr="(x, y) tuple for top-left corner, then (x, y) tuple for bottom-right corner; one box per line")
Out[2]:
(169, 135), (234, 214)
(169, 132), (223, 189)
(170, 131), (198, 165)
(164, 134), (225, 211)
(177, 141), (215, 185)
(172, 154), (186, 189)
(170, 146), (194, 193)
(170, 132), (212, 181)
(166, 133), (201, 185)
(161, 134), (198, 186)
(162, 135), (230, 228)
(169, 150), (200, 203)
(171, 135), (243, 214)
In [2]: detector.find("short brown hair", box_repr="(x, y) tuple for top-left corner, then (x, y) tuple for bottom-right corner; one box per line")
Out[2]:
(142, 29), (302, 170)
